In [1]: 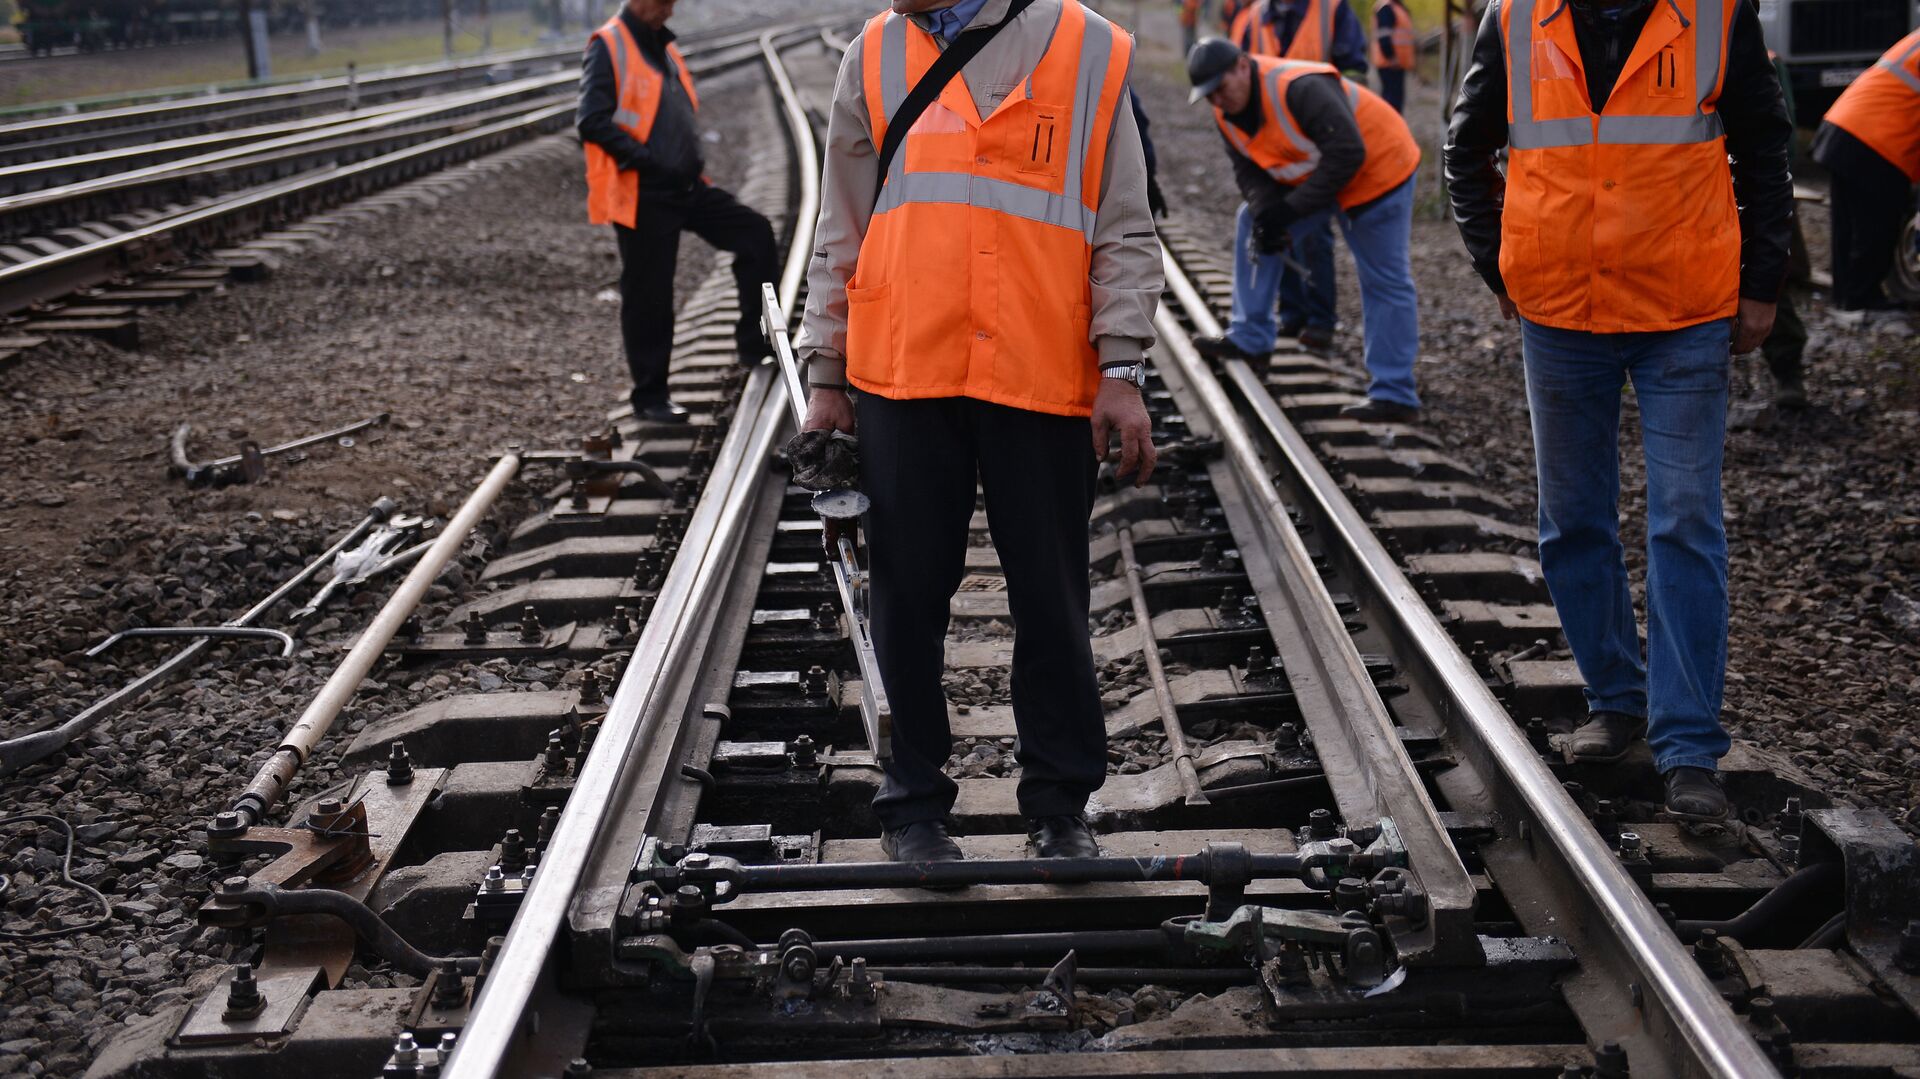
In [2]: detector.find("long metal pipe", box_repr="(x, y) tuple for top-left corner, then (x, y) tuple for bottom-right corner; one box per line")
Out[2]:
(0, 500), (392, 779)
(1115, 525), (1208, 804)
(229, 453), (521, 825)
(1157, 250), (1779, 1078)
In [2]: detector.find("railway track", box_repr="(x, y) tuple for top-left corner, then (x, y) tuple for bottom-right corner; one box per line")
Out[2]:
(75, 20), (1920, 1079)
(0, 23), (814, 361)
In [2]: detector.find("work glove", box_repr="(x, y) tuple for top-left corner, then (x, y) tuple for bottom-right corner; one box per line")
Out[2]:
(783, 429), (861, 491)
(1147, 174), (1168, 219)
(1252, 210), (1294, 256)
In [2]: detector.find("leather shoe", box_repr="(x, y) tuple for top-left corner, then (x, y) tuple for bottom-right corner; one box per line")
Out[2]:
(633, 399), (690, 425)
(1338, 398), (1420, 424)
(1566, 710), (1646, 763)
(1192, 335), (1259, 362)
(1027, 815), (1101, 859)
(881, 820), (964, 864)
(1664, 766), (1730, 821)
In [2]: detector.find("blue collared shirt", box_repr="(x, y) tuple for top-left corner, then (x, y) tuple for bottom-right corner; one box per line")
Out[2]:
(929, 0), (992, 43)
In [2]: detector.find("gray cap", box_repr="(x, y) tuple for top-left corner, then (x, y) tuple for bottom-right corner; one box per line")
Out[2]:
(1187, 37), (1244, 105)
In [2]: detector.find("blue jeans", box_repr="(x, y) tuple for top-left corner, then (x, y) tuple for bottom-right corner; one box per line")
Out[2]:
(1278, 212), (1336, 333)
(1521, 317), (1733, 774)
(1225, 177), (1421, 408)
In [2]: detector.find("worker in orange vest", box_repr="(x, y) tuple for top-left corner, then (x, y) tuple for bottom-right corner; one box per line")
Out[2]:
(1445, 0), (1794, 821)
(1181, 0), (1208, 54)
(1812, 28), (1920, 330)
(1188, 39), (1423, 420)
(577, 0), (778, 424)
(1228, 0), (1368, 354)
(1371, 0), (1415, 113)
(795, 0), (1162, 865)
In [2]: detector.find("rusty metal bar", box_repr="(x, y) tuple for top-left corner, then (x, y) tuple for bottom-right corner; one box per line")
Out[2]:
(1115, 524), (1208, 803)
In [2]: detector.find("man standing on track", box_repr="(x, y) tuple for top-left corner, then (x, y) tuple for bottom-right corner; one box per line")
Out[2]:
(577, 0), (779, 425)
(1225, 0), (1369, 355)
(795, 0), (1162, 865)
(1372, 0), (1415, 113)
(1189, 38), (1423, 421)
(1445, 0), (1793, 820)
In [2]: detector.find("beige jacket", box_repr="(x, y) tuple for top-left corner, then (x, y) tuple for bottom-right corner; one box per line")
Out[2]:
(795, 0), (1163, 389)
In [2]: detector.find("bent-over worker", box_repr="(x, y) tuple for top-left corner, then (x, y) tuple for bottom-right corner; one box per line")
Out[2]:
(1229, 0), (1370, 351)
(1189, 38), (1424, 421)
(1445, 0), (1794, 819)
(795, 0), (1163, 865)
(577, 0), (778, 424)
(1813, 28), (1919, 328)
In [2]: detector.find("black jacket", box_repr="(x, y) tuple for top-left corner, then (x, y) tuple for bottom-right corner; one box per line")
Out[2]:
(1224, 70), (1372, 231)
(576, 11), (703, 194)
(1442, 0), (1794, 304)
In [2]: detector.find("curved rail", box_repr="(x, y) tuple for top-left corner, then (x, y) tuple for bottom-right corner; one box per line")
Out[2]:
(1154, 244), (1779, 1078)
(440, 28), (825, 1078)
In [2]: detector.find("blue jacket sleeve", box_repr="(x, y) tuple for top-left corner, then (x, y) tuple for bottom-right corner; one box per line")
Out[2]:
(1332, 1), (1369, 74)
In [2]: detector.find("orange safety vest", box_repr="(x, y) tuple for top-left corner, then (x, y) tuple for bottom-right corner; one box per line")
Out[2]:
(847, 1), (1133, 418)
(1221, 0), (1250, 32)
(1822, 29), (1920, 183)
(1499, 0), (1741, 333)
(1232, 0), (1334, 62)
(583, 16), (700, 228)
(1214, 56), (1420, 209)
(1371, 0), (1415, 71)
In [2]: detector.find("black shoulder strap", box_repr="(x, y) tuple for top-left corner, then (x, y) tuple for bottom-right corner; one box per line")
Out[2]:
(872, 0), (1036, 210)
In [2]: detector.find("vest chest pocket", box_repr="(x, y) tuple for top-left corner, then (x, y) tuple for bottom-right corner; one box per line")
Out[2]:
(1647, 46), (1686, 99)
(998, 100), (1070, 182)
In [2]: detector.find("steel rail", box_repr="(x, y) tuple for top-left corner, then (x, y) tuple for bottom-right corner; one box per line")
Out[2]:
(0, 70), (577, 207)
(0, 31), (799, 318)
(441, 29), (826, 1078)
(1150, 253), (1478, 967)
(1155, 248), (1779, 1078)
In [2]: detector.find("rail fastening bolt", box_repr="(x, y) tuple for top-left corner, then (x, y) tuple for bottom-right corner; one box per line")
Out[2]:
(464, 610), (488, 645)
(791, 734), (817, 766)
(1308, 808), (1336, 839)
(519, 605), (543, 643)
(1617, 831), (1643, 859)
(1749, 996), (1777, 1027)
(483, 866), (506, 893)
(438, 1033), (458, 1057)
(433, 958), (465, 1009)
(580, 669), (604, 705)
(212, 811), (242, 833)
(220, 875), (249, 896)
(392, 1032), (420, 1065)
(315, 798), (343, 817)
(386, 741), (414, 785)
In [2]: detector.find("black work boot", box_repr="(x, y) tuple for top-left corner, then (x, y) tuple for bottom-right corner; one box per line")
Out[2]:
(1339, 398), (1421, 424)
(880, 820), (964, 864)
(1192, 335), (1259, 362)
(1773, 371), (1810, 411)
(1027, 815), (1101, 859)
(633, 399), (690, 425)
(1565, 710), (1647, 763)
(1664, 767), (1731, 821)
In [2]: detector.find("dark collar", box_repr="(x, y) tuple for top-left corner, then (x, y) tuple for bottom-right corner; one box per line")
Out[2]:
(618, 8), (676, 47)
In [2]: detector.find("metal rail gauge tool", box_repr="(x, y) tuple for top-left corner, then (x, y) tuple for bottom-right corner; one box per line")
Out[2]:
(762, 282), (893, 760)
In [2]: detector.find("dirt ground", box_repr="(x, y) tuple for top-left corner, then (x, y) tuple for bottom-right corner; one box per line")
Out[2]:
(1121, 1), (1920, 835)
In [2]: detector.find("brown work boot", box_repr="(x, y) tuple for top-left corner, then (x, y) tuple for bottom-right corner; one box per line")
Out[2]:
(1565, 710), (1646, 763)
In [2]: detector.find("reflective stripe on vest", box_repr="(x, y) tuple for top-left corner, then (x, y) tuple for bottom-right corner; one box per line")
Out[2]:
(848, 0), (1133, 417)
(1823, 29), (1920, 182)
(1213, 56), (1420, 206)
(583, 17), (699, 227)
(1498, 0), (1742, 333)
(1234, 0), (1333, 62)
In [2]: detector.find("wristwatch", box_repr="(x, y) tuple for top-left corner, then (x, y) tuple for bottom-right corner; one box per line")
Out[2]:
(1101, 362), (1148, 389)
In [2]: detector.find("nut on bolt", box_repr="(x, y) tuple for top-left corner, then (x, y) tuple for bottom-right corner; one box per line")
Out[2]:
(224, 964), (265, 1018)
(386, 741), (414, 785)
(1617, 831), (1644, 859)
(391, 1032), (421, 1066)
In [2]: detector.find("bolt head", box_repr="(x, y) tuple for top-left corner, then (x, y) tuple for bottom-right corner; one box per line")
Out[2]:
(213, 811), (241, 831)
(220, 876), (249, 895)
(683, 852), (711, 870)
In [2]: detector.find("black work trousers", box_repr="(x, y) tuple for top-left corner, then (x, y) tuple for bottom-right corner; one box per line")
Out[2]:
(613, 182), (778, 409)
(1828, 148), (1914, 311)
(855, 393), (1107, 831)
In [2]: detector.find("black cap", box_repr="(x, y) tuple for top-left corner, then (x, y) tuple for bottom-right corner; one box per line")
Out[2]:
(1187, 37), (1244, 105)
